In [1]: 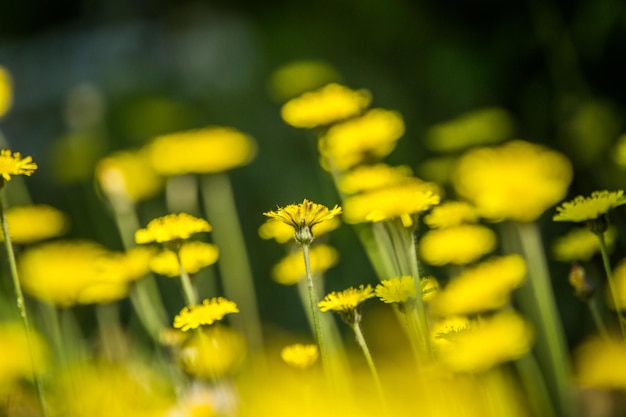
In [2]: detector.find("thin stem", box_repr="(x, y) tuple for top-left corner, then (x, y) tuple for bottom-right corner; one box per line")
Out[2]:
(302, 244), (326, 364)
(515, 354), (558, 417)
(176, 249), (198, 306)
(588, 296), (609, 339)
(0, 193), (48, 417)
(595, 230), (626, 339)
(95, 302), (126, 361)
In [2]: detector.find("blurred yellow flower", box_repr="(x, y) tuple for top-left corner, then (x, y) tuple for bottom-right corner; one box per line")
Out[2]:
(0, 150), (37, 182)
(258, 216), (340, 245)
(337, 163), (413, 194)
(430, 255), (526, 316)
(268, 60), (341, 101)
(436, 311), (534, 372)
(419, 224), (497, 266)
(318, 284), (374, 313)
(430, 316), (471, 349)
(117, 246), (159, 281)
(272, 244), (339, 285)
(553, 190), (626, 223)
(135, 213), (211, 245)
(0, 66), (12, 117)
(552, 227), (615, 262)
(426, 107), (513, 152)
(342, 179), (440, 227)
(1, 204), (68, 244)
(280, 344), (319, 369)
(263, 199), (342, 245)
(423, 201), (478, 229)
(174, 297), (239, 332)
(149, 241), (219, 277)
(453, 140), (572, 222)
(96, 148), (164, 202)
(148, 126), (256, 176)
(280, 83), (371, 128)
(0, 323), (48, 394)
(574, 336), (626, 389)
(319, 108), (405, 170)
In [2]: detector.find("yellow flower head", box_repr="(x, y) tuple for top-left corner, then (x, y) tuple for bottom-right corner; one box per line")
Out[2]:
(419, 224), (497, 266)
(258, 216), (340, 245)
(574, 335), (626, 389)
(318, 285), (375, 314)
(272, 244), (339, 285)
(280, 83), (371, 128)
(423, 201), (479, 229)
(553, 190), (626, 223)
(552, 226), (616, 262)
(148, 126), (257, 176)
(430, 255), (527, 317)
(1, 204), (68, 245)
(430, 316), (471, 349)
(337, 163), (413, 195)
(319, 108), (405, 171)
(263, 199), (342, 244)
(0, 323), (48, 393)
(0, 66), (12, 118)
(96, 148), (164, 202)
(173, 297), (239, 332)
(0, 150), (38, 182)
(135, 213), (211, 245)
(453, 140), (572, 222)
(375, 276), (416, 304)
(342, 179), (440, 227)
(149, 241), (219, 277)
(117, 246), (158, 281)
(280, 344), (319, 369)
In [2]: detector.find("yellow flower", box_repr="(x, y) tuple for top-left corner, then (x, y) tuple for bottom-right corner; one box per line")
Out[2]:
(272, 244), (339, 285)
(0, 66), (12, 118)
(0, 323), (48, 394)
(258, 216), (340, 245)
(0, 150), (38, 182)
(1, 204), (68, 244)
(319, 108), (405, 170)
(436, 311), (534, 373)
(552, 227), (616, 262)
(430, 316), (471, 349)
(553, 190), (626, 223)
(280, 344), (319, 369)
(452, 140), (572, 222)
(318, 285), (375, 313)
(375, 276), (438, 304)
(149, 241), (219, 277)
(268, 60), (341, 101)
(337, 163), (413, 195)
(574, 335), (626, 389)
(280, 83), (371, 128)
(96, 148), (164, 202)
(135, 213), (212, 245)
(423, 201), (479, 229)
(117, 246), (159, 281)
(419, 224), (497, 266)
(263, 199), (342, 244)
(429, 255), (527, 316)
(342, 179), (440, 227)
(147, 126), (257, 176)
(426, 107), (513, 152)
(173, 297), (239, 331)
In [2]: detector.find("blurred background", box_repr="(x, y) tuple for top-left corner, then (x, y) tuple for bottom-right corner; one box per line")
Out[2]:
(1, 0), (625, 344)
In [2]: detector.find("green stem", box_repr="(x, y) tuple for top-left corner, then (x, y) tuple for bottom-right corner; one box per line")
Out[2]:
(588, 295), (609, 339)
(515, 354), (558, 417)
(302, 243), (326, 364)
(595, 230), (626, 339)
(176, 249), (198, 306)
(0, 193), (48, 417)
(95, 302), (126, 361)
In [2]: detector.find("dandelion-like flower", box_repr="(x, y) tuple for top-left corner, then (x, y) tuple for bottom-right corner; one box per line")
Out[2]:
(173, 297), (239, 332)
(0, 150), (37, 183)
(337, 163), (413, 195)
(419, 224), (497, 266)
(149, 241), (219, 278)
(423, 201), (479, 229)
(280, 344), (319, 369)
(1, 204), (68, 244)
(135, 213), (211, 245)
(318, 285), (374, 323)
(263, 199), (342, 244)
(574, 335), (626, 389)
(375, 276), (416, 304)
(553, 190), (626, 223)
(258, 216), (340, 245)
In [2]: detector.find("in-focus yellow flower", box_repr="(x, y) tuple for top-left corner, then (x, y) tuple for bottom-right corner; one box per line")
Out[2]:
(429, 255), (527, 317)
(0, 323), (48, 394)
(337, 164), (413, 195)
(174, 297), (239, 332)
(0, 150), (37, 182)
(148, 126), (256, 176)
(280, 83), (371, 128)
(263, 199), (342, 245)
(342, 179), (440, 227)
(135, 213), (211, 245)
(318, 285), (374, 314)
(149, 241), (219, 277)
(96, 148), (164, 202)
(258, 216), (340, 245)
(574, 335), (626, 389)
(553, 190), (626, 223)
(419, 224), (497, 266)
(1, 204), (68, 244)
(319, 108), (405, 170)
(375, 276), (438, 304)
(452, 140), (572, 222)
(436, 310), (534, 373)
(552, 227), (616, 262)
(0, 66), (12, 118)
(272, 244), (339, 285)
(280, 344), (319, 369)
(423, 201), (479, 229)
